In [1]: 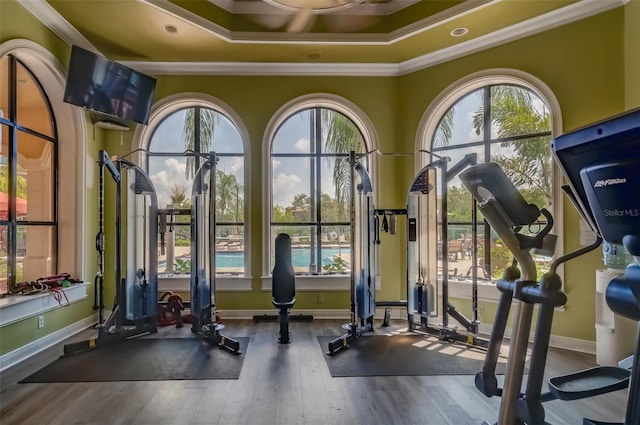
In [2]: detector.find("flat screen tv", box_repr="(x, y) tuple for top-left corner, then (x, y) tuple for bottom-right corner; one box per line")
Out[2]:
(63, 45), (156, 126)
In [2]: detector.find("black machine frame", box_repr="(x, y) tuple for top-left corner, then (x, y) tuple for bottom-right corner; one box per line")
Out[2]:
(402, 152), (489, 348)
(552, 109), (640, 425)
(64, 150), (158, 356)
(327, 151), (377, 355)
(189, 151), (241, 353)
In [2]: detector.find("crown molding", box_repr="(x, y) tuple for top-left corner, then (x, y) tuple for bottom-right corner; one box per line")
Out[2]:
(399, 0), (628, 75)
(120, 60), (399, 76)
(21, 0), (628, 77)
(16, 0), (97, 53)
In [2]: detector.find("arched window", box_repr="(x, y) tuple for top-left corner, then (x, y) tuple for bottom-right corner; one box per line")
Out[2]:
(0, 55), (57, 295)
(418, 70), (563, 298)
(264, 94), (376, 287)
(139, 96), (249, 287)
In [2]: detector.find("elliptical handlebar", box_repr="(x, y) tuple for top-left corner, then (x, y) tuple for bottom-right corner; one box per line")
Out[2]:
(460, 162), (552, 282)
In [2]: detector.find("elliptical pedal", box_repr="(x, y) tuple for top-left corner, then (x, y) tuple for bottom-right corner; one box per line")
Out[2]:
(548, 366), (630, 401)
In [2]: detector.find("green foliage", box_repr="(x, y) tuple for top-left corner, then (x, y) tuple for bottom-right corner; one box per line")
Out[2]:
(273, 205), (293, 222)
(321, 108), (363, 215)
(174, 238), (190, 247)
(447, 186), (473, 222)
(182, 107), (220, 179)
(483, 240), (550, 280)
(0, 168), (28, 199)
(170, 184), (189, 208)
(173, 258), (191, 274)
(472, 85), (553, 209)
(484, 241), (513, 279)
(322, 256), (348, 274)
(216, 169), (242, 222)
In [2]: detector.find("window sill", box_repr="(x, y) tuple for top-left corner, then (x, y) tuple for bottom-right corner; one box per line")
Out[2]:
(0, 282), (90, 327)
(261, 274), (382, 291)
(446, 278), (565, 311)
(158, 275), (252, 292)
(447, 278), (501, 302)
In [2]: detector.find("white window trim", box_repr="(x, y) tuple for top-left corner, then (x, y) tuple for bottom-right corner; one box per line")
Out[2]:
(0, 39), (87, 317)
(133, 93), (252, 283)
(262, 93), (379, 279)
(0, 282), (90, 327)
(415, 68), (565, 301)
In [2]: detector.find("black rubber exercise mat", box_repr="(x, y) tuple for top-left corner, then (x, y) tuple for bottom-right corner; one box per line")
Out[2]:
(21, 337), (249, 382)
(318, 334), (507, 377)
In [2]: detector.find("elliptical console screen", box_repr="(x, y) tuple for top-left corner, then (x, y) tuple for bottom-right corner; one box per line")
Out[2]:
(552, 109), (640, 248)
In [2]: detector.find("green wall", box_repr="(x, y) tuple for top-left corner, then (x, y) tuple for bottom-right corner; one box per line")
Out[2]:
(398, 9), (626, 341)
(1, 0), (635, 356)
(625, 0), (640, 109)
(0, 0), (104, 355)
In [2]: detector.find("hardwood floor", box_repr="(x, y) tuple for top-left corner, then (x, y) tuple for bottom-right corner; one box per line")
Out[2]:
(0, 319), (629, 425)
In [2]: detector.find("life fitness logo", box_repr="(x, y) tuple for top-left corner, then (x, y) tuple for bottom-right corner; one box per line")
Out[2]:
(593, 177), (627, 188)
(594, 177), (640, 217)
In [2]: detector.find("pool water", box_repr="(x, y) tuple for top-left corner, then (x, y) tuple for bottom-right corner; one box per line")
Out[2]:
(217, 247), (350, 268)
(160, 247), (350, 270)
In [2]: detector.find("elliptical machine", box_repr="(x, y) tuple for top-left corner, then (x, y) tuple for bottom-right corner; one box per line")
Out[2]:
(458, 108), (639, 425)
(461, 162), (630, 425)
(552, 109), (639, 425)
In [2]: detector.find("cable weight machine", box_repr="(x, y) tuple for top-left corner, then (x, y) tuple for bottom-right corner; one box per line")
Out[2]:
(327, 151), (377, 355)
(64, 150), (158, 356)
(406, 152), (489, 348)
(190, 151), (241, 353)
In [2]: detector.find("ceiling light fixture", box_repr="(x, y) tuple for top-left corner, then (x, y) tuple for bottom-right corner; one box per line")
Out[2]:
(263, 0), (366, 14)
(450, 27), (469, 37)
(163, 24), (178, 34)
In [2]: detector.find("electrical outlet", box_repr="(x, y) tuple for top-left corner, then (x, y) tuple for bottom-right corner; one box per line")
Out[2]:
(318, 293), (325, 304)
(37, 315), (44, 329)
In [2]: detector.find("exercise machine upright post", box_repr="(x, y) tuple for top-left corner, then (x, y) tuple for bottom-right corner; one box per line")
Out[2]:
(63, 150), (158, 356)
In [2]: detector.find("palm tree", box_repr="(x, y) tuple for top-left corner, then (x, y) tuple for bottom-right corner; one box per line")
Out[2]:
(182, 107), (220, 178)
(169, 184), (189, 208)
(321, 109), (363, 215)
(471, 85), (552, 207)
(215, 170), (240, 221)
(432, 108), (455, 148)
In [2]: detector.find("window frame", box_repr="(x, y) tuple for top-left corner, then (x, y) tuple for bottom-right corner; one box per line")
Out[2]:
(134, 93), (252, 291)
(416, 69), (564, 302)
(0, 39), (88, 325)
(1, 55), (59, 294)
(262, 94), (378, 291)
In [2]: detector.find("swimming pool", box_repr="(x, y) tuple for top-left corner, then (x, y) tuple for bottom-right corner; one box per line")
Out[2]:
(160, 247), (350, 269)
(217, 247), (350, 268)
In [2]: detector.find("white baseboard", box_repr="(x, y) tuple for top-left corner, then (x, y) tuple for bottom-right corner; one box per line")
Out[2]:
(549, 334), (596, 354)
(477, 322), (596, 354)
(0, 314), (97, 372)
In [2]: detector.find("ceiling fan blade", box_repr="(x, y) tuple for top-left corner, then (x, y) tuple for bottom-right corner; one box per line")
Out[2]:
(325, 13), (379, 32)
(287, 8), (315, 32)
